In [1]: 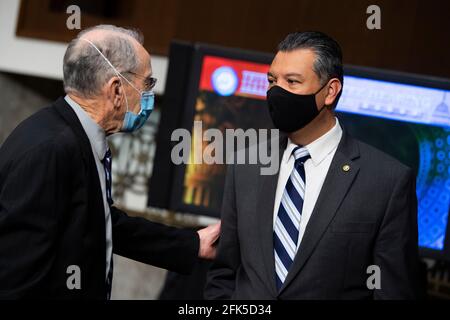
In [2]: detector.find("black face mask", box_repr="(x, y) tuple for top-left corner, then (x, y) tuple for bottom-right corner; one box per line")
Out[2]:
(266, 82), (328, 133)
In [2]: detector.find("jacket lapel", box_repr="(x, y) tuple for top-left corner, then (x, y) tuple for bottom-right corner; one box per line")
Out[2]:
(53, 96), (107, 264)
(53, 97), (94, 166)
(279, 130), (360, 294)
(256, 133), (287, 297)
(53, 96), (105, 207)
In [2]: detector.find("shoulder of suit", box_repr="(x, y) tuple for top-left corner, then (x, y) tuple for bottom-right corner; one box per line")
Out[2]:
(0, 100), (80, 163)
(352, 137), (413, 176)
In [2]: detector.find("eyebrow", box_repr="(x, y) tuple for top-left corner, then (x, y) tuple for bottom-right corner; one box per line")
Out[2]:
(285, 73), (305, 79)
(267, 72), (305, 80)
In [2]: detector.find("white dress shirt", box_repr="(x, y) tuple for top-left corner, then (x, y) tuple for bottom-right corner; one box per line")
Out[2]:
(273, 117), (343, 249)
(65, 95), (113, 280)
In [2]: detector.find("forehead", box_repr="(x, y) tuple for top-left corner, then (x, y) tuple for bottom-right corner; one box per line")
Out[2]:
(269, 48), (317, 76)
(135, 44), (152, 74)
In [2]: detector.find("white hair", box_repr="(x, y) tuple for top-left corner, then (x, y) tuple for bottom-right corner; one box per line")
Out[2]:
(63, 25), (144, 97)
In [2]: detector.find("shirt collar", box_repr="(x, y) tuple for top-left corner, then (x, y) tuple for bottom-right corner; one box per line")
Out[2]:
(286, 117), (343, 166)
(64, 95), (108, 161)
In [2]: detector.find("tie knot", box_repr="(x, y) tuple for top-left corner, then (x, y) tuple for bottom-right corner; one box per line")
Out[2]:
(103, 149), (112, 163)
(292, 146), (310, 164)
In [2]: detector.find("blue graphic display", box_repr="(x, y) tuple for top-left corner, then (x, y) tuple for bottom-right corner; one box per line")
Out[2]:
(337, 76), (450, 250)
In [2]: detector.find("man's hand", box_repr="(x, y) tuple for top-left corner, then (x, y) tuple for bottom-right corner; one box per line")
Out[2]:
(197, 222), (221, 260)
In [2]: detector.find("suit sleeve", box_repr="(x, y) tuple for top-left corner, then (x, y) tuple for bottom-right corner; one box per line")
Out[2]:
(204, 163), (240, 300)
(110, 207), (200, 275)
(0, 142), (63, 299)
(373, 168), (421, 299)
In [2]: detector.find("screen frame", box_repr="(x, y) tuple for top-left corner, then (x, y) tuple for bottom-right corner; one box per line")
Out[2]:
(169, 43), (274, 218)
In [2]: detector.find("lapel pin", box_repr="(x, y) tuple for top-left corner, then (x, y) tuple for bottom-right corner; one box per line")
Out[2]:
(342, 164), (350, 172)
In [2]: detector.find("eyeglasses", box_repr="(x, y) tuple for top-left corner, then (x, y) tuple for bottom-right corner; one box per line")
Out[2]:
(128, 71), (157, 91)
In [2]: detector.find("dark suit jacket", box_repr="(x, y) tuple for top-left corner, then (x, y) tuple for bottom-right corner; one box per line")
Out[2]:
(205, 128), (421, 300)
(0, 97), (199, 299)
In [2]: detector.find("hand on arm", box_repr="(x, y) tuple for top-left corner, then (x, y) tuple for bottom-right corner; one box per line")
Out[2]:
(197, 221), (221, 260)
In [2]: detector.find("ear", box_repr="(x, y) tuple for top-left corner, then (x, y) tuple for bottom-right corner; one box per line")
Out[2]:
(106, 76), (124, 109)
(324, 78), (342, 107)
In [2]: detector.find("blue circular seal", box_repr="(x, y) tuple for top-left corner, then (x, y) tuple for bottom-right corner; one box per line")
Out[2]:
(211, 66), (239, 96)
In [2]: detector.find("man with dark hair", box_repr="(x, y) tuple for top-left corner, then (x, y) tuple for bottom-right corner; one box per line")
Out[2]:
(0, 25), (220, 299)
(205, 31), (420, 299)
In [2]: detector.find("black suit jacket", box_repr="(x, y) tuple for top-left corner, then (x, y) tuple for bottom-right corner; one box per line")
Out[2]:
(205, 128), (420, 300)
(0, 97), (199, 299)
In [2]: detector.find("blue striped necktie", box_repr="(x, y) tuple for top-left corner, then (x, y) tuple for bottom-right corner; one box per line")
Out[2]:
(102, 148), (114, 299)
(274, 146), (310, 290)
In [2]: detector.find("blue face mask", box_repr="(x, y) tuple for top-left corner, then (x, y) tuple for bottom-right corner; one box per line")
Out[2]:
(81, 38), (155, 133)
(122, 90), (154, 132)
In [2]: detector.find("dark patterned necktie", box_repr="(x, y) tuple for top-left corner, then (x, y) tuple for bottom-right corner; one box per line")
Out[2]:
(102, 148), (114, 299)
(102, 149), (113, 206)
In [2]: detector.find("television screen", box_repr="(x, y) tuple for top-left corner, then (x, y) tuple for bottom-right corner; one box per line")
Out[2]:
(180, 55), (273, 214)
(148, 42), (450, 260)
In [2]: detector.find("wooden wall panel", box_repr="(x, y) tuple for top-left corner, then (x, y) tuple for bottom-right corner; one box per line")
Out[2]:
(15, 0), (450, 78)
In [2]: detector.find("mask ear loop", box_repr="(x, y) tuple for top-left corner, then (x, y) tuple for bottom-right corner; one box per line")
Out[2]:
(314, 79), (330, 95)
(79, 38), (141, 114)
(315, 79), (333, 113)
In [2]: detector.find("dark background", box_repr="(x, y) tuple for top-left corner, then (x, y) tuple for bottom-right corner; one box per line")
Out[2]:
(17, 0), (450, 79)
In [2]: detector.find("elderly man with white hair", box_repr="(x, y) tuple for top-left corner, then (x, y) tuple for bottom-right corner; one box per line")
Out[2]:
(0, 25), (220, 299)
